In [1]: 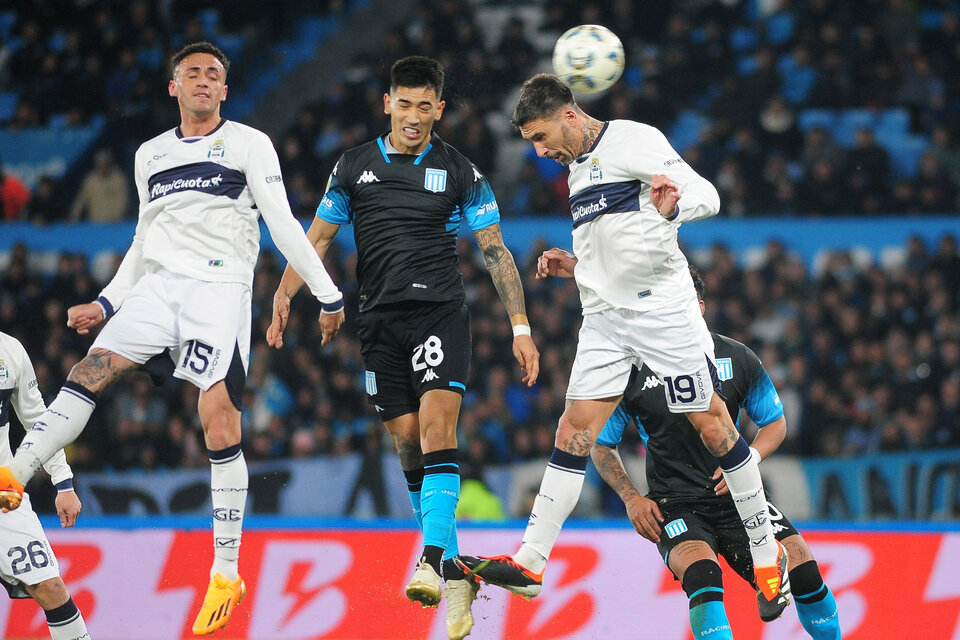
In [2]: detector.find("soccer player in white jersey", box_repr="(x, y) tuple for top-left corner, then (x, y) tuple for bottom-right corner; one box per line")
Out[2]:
(458, 74), (789, 612)
(0, 332), (90, 640)
(0, 42), (345, 635)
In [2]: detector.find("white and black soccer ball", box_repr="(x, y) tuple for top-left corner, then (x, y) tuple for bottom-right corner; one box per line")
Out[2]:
(552, 24), (625, 94)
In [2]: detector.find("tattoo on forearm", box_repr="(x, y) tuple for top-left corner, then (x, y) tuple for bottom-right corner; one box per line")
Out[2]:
(593, 448), (641, 501)
(474, 225), (528, 320)
(560, 426), (594, 456)
(67, 350), (132, 393)
(705, 419), (741, 457)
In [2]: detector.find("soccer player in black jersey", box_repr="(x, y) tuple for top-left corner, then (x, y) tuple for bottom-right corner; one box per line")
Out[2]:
(267, 56), (539, 640)
(591, 267), (841, 639)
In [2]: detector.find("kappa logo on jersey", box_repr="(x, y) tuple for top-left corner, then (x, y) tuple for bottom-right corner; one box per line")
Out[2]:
(357, 170), (380, 184)
(421, 368), (438, 383)
(472, 166), (483, 182)
(641, 375), (662, 390)
(664, 519), (688, 538)
(715, 357), (733, 381)
(424, 168), (447, 192)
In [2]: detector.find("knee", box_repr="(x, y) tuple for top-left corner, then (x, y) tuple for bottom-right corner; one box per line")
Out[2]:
(26, 577), (69, 611)
(681, 559), (724, 599)
(420, 420), (455, 452)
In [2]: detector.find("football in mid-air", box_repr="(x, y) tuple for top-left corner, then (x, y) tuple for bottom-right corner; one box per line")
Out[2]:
(552, 24), (625, 94)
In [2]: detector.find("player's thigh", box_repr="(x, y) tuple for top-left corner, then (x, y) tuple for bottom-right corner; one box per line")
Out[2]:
(0, 495), (61, 600)
(405, 301), (471, 398)
(91, 272), (178, 364)
(357, 308), (420, 421)
(566, 311), (636, 401)
(655, 499), (721, 581)
(630, 296), (717, 413)
(172, 278), (251, 408)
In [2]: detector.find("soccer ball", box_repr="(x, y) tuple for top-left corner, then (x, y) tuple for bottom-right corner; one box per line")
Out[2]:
(552, 24), (625, 94)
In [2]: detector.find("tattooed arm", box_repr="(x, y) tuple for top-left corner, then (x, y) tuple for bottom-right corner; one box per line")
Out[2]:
(591, 443), (665, 542)
(473, 223), (540, 386)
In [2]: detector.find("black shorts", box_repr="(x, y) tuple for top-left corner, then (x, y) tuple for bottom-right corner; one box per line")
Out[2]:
(356, 300), (471, 421)
(655, 495), (798, 585)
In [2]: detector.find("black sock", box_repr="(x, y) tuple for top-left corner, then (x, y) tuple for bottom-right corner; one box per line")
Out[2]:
(422, 545), (444, 574)
(443, 557), (465, 580)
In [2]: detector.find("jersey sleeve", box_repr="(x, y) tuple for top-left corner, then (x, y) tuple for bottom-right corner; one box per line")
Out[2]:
(458, 161), (500, 231)
(316, 156), (353, 225)
(740, 346), (784, 427)
(626, 122), (720, 224)
(245, 131), (343, 306)
(596, 404), (632, 447)
(98, 145), (149, 311)
(8, 338), (73, 486)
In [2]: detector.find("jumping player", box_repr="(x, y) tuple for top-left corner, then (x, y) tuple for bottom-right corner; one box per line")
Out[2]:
(0, 42), (344, 635)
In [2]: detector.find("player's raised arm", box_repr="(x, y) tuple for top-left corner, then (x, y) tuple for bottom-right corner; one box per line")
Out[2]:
(473, 223), (540, 386)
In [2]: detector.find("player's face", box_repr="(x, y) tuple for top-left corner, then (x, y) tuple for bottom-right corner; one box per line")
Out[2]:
(384, 86), (445, 154)
(520, 109), (582, 166)
(169, 53), (228, 118)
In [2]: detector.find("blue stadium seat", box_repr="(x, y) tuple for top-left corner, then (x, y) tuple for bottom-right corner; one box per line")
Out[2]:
(729, 26), (759, 53)
(881, 134), (928, 178)
(798, 108), (837, 132)
(0, 11), (15, 40)
(765, 12), (795, 45)
(668, 110), (709, 154)
(919, 9), (945, 29)
(875, 108), (910, 137)
(780, 66), (816, 104)
(198, 8), (220, 36)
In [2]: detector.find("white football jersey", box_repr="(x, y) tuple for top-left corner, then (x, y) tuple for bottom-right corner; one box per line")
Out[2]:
(100, 120), (341, 309)
(567, 119), (720, 314)
(0, 333), (72, 485)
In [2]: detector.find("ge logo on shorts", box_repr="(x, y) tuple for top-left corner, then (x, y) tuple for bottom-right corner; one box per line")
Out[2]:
(664, 519), (688, 538)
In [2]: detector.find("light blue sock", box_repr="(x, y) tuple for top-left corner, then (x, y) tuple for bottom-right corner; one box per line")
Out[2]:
(421, 449), (459, 553)
(444, 520), (459, 560)
(684, 560), (734, 640)
(689, 599), (734, 640)
(796, 584), (841, 639)
(403, 468), (424, 530)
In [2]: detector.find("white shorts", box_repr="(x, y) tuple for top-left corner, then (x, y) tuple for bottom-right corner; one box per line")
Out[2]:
(567, 295), (717, 412)
(0, 493), (60, 598)
(93, 270), (251, 394)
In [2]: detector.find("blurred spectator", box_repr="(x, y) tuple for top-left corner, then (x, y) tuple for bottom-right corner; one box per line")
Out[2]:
(69, 149), (131, 222)
(25, 175), (68, 224)
(0, 159), (30, 221)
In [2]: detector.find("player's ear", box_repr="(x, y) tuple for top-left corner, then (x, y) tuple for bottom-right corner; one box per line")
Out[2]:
(168, 79), (178, 98)
(221, 84), (228, 102)
(383, 93), (392, 115)
(435, 100), (445, 120)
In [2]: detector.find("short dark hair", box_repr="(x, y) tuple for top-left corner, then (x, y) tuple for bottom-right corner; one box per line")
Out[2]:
(390, 56), (444, 99)
(511, 73), (576, 129)
(689, 266), (705, 301)
(171, 42), (230, 80)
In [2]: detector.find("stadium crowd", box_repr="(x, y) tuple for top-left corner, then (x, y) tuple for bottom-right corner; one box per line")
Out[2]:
(1, 2), (959, 499)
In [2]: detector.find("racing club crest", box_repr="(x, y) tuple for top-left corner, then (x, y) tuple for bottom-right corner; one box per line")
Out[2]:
(424, 168), (447, 193)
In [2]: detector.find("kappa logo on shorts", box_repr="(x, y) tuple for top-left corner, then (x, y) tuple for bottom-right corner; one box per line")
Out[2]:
(365, 371), (378, 395)
(421, 368), (438, 383)
(664, 518), (688, 538)
(715, 357), (733, 381)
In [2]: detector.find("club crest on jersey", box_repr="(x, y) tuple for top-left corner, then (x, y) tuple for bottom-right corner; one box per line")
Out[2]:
(715, 358), (733, 381)
(589, 157), (603, 184)
(424, 168), (447, 193)
(0, 359), (7, 381)
(207, 138), (225, 159)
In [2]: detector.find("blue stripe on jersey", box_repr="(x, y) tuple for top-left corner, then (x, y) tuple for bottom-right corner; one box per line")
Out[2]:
(461, 176), (500, 230)
(569, 180), (643, 229)
(317, 173), (353, 224)
(147, 162), (246, 202)
(597, 404), (631, 447)
(742, 370), (784, 427)
(413, 143), (432, 165)
(376, 137), (391, 163)
(446, 206), (461, 233)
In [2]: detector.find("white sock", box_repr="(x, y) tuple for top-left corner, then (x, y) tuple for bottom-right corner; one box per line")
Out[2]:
(209, 446), (247, 581)
(12, 384), (96, 485)
(46, 599), (90, 640)
(516, 455), (586, 573)
(722, 449), (778, 567)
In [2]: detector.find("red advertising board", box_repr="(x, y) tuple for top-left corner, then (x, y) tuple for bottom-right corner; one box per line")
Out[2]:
(2, 528), (957, 639)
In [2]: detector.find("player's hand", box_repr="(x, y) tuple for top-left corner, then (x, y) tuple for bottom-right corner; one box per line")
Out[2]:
(650, 174), (681, 218)
(712, 467), (730, 496)
(625, 494), (664, 542)
(319, 309), (345, 347)
(66, 302), (105, 335)
(536, 248), (577, 279)
(512, 334), (540, 386)
(55, 490), (82, 528)
(267, 290), (291, 349)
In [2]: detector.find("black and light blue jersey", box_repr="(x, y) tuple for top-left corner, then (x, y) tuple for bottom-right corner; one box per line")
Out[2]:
(318, 132), (499, 312)
(597, 333), (783, 498)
